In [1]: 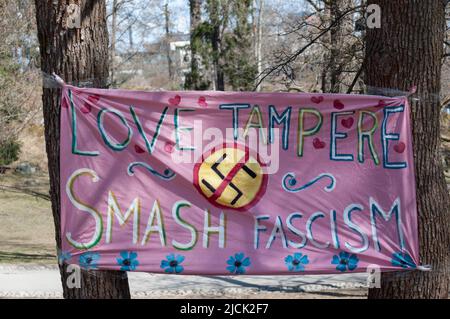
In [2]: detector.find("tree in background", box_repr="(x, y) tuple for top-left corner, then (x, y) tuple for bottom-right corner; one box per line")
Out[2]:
(365, 0), (450, 299)
(34, 0), (130, 298)
(163, 2), (174, 81)
(185, 0), (256, 91)
(252, 0), (264, 91)
(109, 0), (119, 86)
(255, 0), (364, 92)
(0, 0), (40, 166)
(185, 0), (210, 90)
(107, 0), (168, 88)
(206, 0), (228, 90)
(223, 0), (257, 91)
(321, 0), (355, 93)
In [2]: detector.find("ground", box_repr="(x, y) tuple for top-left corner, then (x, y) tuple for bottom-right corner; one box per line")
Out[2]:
(0, 264), (368, 298)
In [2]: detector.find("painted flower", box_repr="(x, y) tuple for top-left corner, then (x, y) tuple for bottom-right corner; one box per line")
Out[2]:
(285, 253), (309, 272)
(58, 251), (72, 265)
(160, 254), (185, 274)
(117, 251), (139, 271)
(226, 253), (251, 274)
(79, 252), (100, 270)
(391, 252), (416, 269)
(331, 251), (359, 272)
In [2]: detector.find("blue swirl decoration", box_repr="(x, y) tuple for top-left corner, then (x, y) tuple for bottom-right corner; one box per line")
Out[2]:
(127, 162), (176, 181)
(282, 172), (336, 193)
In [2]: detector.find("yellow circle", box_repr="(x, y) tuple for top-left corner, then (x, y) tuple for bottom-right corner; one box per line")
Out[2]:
(197, 147), (264, 209)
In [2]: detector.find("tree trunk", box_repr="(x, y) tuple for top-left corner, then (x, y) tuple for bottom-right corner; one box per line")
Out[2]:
(226, 0), (256, 91)
(34, 0), (131, 299)
(187, 0), (203, 90)
(255, 0), (264, 91)
(322, 0), (351, 93)
(110, 0), (118, 86)
(210, 0), (225, 91)
(164, 2), (174, 81)
(365, 0), (450, 298)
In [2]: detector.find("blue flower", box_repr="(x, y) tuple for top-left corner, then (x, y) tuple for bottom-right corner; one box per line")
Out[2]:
(226, 253), (251, 274)
(79, 252), (100, 270)
(58, 251), (72, 265)
(391, 252), (416, 269)
(331, 251), (359, 272)
(160, 254), (185, 274)
(285, 253), (309, 272)
(116, 251), (139, 271)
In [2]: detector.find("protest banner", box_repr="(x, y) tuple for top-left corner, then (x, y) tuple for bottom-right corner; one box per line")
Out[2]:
(59, 86), (419, 274)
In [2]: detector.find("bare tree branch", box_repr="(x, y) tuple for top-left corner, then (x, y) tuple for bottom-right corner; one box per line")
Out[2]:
(254, 4), (363, 90)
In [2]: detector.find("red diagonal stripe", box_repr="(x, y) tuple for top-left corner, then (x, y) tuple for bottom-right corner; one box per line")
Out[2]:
(209, 150), (250, 203)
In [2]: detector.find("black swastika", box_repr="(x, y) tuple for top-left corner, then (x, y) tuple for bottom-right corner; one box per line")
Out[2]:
(201, 153), (257, 205)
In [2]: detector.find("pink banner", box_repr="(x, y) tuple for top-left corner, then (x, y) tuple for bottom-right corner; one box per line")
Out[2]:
(59, 85), (419, 275)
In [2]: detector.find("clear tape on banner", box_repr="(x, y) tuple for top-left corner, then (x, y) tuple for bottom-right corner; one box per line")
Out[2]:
(416, 264), (432, 271)
(365, 85), (444, 103)
(41, 72), (65, 89)
(41, 71), (97, 89)
(365, 85), (415, 97)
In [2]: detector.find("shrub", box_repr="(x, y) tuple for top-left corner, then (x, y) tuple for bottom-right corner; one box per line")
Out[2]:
(0, 138), (21, 166)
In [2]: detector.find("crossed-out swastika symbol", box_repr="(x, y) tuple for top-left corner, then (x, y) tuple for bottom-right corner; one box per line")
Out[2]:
(193, 144), (267, 211)
(201, 152), (257, 205)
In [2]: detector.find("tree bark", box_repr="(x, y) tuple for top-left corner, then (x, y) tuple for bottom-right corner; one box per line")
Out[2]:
(187, 0), (203, 90)
(255, 0), (264, 91)
(164, 2), (174, 81)
(210, 0), (225, 91)
(323, 0), (352, 93)
(365, 0), (450, 299)
(34, 0), (131, 299)
(225, 0), (256, 91)
(110, 0), (118, 86)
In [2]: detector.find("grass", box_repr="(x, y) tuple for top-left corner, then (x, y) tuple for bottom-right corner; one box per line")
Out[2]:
(0, 171), (56, 264)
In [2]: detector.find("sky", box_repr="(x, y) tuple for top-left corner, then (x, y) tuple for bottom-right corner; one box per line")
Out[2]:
(109, 0), (309, 52)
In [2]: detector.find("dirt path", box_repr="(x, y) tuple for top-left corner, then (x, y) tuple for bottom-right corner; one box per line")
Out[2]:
(0, 264), (368, 299)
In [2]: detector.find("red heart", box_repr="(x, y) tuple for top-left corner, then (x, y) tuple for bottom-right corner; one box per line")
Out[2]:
(168, 95), (181, 106)
(198, 96), (208, 107)
(394, 142), (406, 153)
(164, 142), (175, 153)
(377, 100), (387, 108)
(80, 94), (100, 114)
(313, 138), (326, 149)
(88, 94), (100, 103)
(311, 96), (324, 104)
(61, 98), (69, 109)
(80, 104), (91, 114)
(341, 117), (354, 128)
(333, 99), (345, 110)
(134, 145), (145, 154)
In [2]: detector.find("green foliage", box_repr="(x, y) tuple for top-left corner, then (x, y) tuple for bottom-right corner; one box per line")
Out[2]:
(0, 138), (21, 166)
(184, 71), (211, 90)
(185, 0), (257, 91)
(184, 22), (213, 90)
(223, 0), (257, 91)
